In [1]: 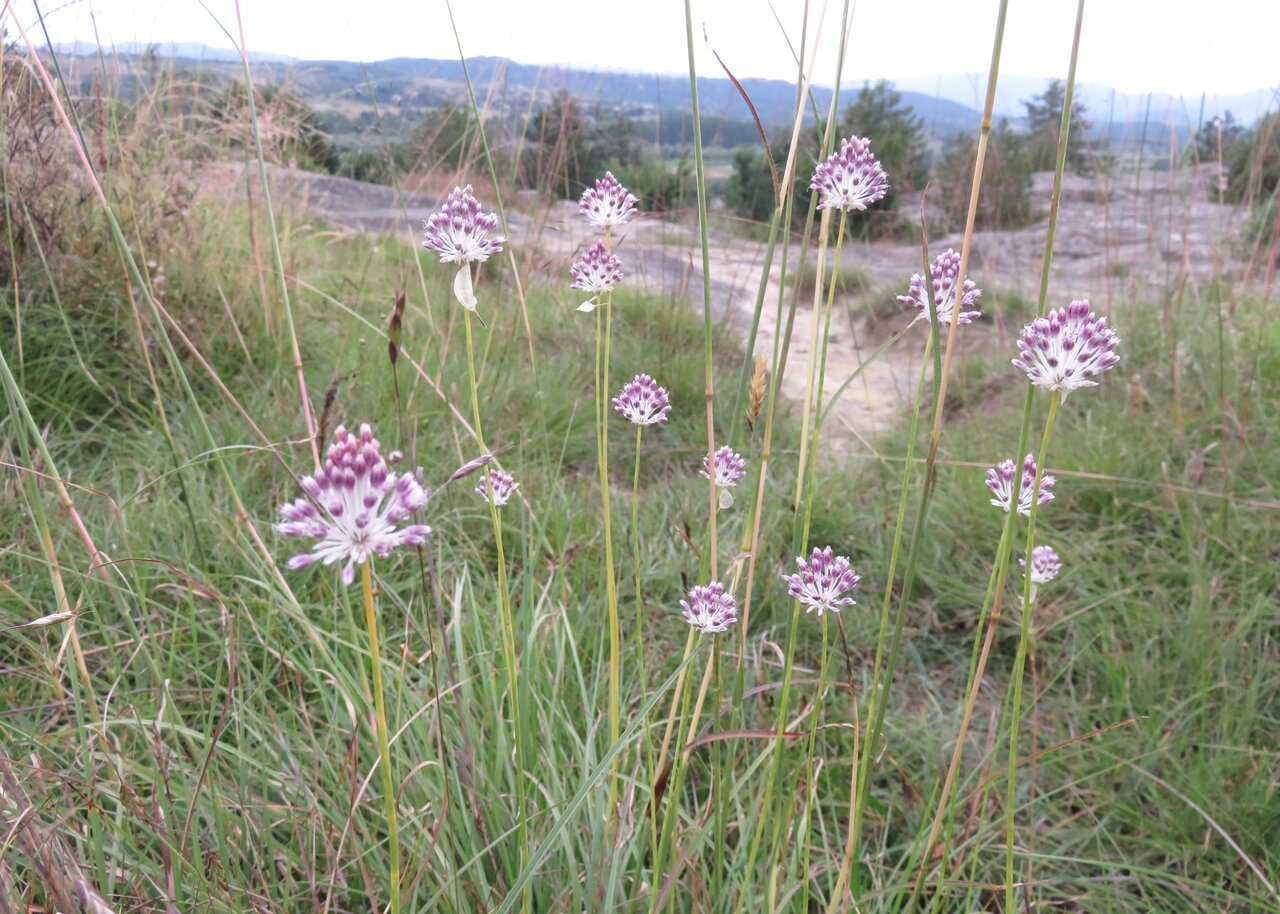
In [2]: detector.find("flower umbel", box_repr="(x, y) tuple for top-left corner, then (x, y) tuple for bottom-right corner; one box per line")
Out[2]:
(579, 171), (637, 227)
(810, 136), (889, 212)
(475, 469), (519, 507)
(613, 374), (671, 426)
(570, 242), (624, 311)
(987, 453), (1056, 517)
(1020, 545), (1062, 586)
(701, 445), (746, 489)
(680, 581), (738, 634)
(276, 424), (430, 586)
(898, 249), (983, 325)
(1012, 299), (1121, 398)
(422, 185), (505, 265)
(781, 546), (862, 617)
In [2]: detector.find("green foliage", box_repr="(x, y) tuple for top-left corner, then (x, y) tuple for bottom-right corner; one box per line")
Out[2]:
(1021, 78), (1097, 174)
(611, 153), (696, 213)
(1226, 112), (1280, 205)
(1194, 110), (1246, 167)
(935, 119), (1035, 231)
(521, 89), (642, 198)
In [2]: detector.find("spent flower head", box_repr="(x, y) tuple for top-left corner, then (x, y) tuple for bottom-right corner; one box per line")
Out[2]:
(475, 469), (519, 507)
(570, 242), (624, 311)
(422, 185), (505, 265)
(680, 581), (738, 634)
(781, 546), (861, 617)
(613, 374), (671, 426)
(1012, 299), (1121, 398)
(898, 249), (983, 325)
(810, 136), (889, 212)
(276, 424), (430, 586)
(987, 453), (1056, 517)
(579, 171), (637, 227)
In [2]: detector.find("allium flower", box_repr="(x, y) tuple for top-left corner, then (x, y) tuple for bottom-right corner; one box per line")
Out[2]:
(422, 185), (505, 265)
(781, 546), (862, 617)
(987, 453), (1056, 517)
(579, 171), (637, 227)
(570, 242), (624, 312)
(423, 185), (505, 313)
(680, 581), (738, 634)
(613, 374), (671, 426)
(1012, 300), (1121, 399)
(810, 136), (889, 212)
(1020, 545), (1062, 586)
(701, 445), (747, 507)
(276, 424), (430, 586)
(898, 249), (983, 325)
(475, 469), (519, 507)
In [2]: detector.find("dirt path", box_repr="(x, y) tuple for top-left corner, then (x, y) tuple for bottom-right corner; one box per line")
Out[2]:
(196, 160), (1248, 446)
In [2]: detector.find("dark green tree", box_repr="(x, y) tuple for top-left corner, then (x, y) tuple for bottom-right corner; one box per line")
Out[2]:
(1022, 79), (1095, 174)
(521, 90), (641, 198)
(1195, 111), (1246, 165)
(1225, 112), (1280, 204)
(839, 80), (928, 236)
(935, 119), (1034, 231)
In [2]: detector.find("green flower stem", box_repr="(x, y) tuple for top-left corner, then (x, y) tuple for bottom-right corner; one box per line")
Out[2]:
(463, 307), (529, 914)
(360, 561), (401, 914)
(904, 385), (1036, 913)
(1005, 390), (1061, 910)
(630, 425), (658, 861)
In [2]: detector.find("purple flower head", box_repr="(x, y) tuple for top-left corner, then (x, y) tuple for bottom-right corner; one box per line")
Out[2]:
(701, 445), (746, 489)
(810, 136), (889, 212)
(422, 185), (506, 264)
(987, 453), (1056, 517)
(276, 424), (430, 586)
(680, 581), (738, 634)
(475, 469), (519, 507)
(613, 374), (671, 426)
(579, 171), (637, 228)
(570, 242), (624, 305)
(898, 249), (983, 325)
(781, 546), (861, 617)
(1012, 300), (1121, 399)
(1020, 545), (1062, 586)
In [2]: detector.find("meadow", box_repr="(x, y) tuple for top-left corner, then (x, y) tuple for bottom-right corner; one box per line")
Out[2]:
(1, 5), (1279, 913)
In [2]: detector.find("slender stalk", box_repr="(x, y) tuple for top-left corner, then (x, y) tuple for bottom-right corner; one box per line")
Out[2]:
(1005, 391), (1061, 910)
(462, 308), (529, 914)
(904, 387), (1035, 912)
(600, 279), (622, 818)
(630, 426), (658, 861)
(360, 561), (401, 914)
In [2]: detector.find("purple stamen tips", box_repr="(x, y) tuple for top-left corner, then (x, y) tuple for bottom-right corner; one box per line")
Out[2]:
(276, 424), (430, 586)
(475, 469), (520, 507)
(1012, 300), (1121, 399)
(680, 581), (738, 634)
(422, 185), (505, 265)
(701, 445), (747, 508)
(810, 136), (889, 212)
(898, 249), (983, 326)
(781, 546), (861, 617)
(579, 171), (638, 228)
(1020, 545), (1063, 586)
(987, 453), (1056, 517)
(613, 374), (671, 426)
(571, 242), (625, 312)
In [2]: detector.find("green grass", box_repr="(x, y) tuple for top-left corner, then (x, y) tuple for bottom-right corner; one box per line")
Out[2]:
(2, 40), (1279, 912)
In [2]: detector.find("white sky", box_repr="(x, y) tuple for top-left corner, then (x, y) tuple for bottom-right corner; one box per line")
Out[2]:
(5, 0), (1279, 97)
